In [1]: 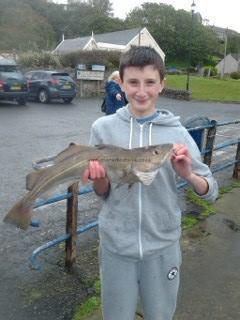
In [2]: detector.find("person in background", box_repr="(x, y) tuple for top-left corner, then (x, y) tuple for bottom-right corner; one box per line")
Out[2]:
(104, 70), (128, 115)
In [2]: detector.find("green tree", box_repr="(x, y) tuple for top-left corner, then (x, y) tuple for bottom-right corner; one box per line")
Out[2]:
(87, 0), (113, 16)
(125, 2), (220, 65)
(228, 34), (240, 54)
(58, 1), (123, 40)
(0, 2), (56, 51)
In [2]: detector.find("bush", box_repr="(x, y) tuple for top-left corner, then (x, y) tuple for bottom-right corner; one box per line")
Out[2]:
(17, 50), (122, 71)
(230, 72), (240, 80)
(203, 66), (217, 77)
(166, 67), (182, 75)
(187, 66), (197, 73)
(58, 50), (121, 70)
(18, 51), (61, 69)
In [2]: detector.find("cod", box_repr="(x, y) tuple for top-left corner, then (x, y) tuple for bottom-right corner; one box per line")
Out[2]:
(3, 143), (173, 230)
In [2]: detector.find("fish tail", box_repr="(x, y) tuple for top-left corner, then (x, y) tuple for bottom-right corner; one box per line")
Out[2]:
(3, 200), (34, 230)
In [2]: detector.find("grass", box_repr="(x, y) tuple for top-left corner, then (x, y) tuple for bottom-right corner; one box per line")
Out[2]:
(72, 280), (101, 320)
(218, 180), (240, 197)
(182, 187), (217, 229)
(183, 181), (240, 229)
(166, 75), (240, 102)
(73, 296), (101, 320)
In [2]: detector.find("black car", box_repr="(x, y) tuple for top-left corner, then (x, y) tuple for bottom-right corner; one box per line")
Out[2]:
(0, 58), (28, 105)
(25, 70), (77, 103)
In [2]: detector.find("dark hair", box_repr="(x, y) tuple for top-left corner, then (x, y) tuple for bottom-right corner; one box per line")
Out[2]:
(119, 46), (165, 81)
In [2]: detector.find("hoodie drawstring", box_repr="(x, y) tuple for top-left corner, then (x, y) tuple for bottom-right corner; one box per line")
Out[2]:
(128, 118), (153, 260)
(129, 117), (153, 149)
(129, 117), (133, 149)
(148, 122), (153, 146)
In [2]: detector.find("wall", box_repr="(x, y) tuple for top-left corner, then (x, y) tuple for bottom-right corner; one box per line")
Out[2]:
(216, 55), (238, 74)
(125, 29), (165, 61)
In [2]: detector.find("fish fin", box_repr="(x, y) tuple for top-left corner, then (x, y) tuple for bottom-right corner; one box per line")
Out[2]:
(3, 199), (34, 230)
(133, 169), (159, 186)
(53, 144), (92, 163)
(128, 183), (134, 189)
(95, 144), (122, 151)
(114, 170), (139, 189)
(115, 181), (124, 189)
(26, 170), (43, 191)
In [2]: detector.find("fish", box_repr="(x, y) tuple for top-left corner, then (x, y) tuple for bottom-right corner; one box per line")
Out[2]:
(3, 143), (173, 230)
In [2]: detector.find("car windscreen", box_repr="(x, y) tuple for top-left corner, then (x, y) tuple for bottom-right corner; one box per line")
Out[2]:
(0, 66), (24, 80)
(0, 65), (18, 72)
(51, 73), (73, 81)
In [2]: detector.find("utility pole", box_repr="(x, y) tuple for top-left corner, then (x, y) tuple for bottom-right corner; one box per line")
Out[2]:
(186, 0), (196, 91)
(221, 28), (228, 79)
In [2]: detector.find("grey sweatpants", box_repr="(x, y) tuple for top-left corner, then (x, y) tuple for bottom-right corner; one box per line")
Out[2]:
(100, 241), (181, 320)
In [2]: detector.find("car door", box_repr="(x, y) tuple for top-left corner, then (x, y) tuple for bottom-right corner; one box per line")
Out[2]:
(25, 71), (40, 98)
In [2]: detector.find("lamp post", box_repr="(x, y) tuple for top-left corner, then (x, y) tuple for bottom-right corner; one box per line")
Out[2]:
(186, 0), (196, 91)
(221, 28), (228, 78)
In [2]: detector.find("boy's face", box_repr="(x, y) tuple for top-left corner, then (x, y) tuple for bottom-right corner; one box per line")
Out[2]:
(121, 65), (164, 117)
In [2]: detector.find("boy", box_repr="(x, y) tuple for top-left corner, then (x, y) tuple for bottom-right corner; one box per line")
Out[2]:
(83, 46), (218, 320)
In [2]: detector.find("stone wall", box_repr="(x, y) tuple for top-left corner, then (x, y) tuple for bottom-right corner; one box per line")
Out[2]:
(75, 70), (112, 98)
(162, 87), (191, 100)
(76, 80), (104, 97)
(75, 75), (191, 101)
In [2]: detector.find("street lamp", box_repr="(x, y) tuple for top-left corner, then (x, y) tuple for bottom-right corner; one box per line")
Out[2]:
(186, 0), (196, 91)
(221, 28), (228, 78)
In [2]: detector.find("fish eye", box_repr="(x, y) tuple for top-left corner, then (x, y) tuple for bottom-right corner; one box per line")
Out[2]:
(153, 149), (159, 155)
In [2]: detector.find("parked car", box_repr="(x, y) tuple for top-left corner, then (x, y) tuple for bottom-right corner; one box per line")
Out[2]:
(25, 70), (77, 103)
(0, 58), (28, 105)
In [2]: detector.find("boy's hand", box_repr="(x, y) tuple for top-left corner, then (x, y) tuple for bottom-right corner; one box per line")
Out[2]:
(171, 144), (209, 196)
(171, 143), (192, 180)
(82, 160), (107, 183)
(83, 160), (110, 196)
(116, 93), (122, 101)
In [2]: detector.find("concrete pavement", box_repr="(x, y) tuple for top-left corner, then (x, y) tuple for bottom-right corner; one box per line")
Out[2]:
(85, 186), (240, 320)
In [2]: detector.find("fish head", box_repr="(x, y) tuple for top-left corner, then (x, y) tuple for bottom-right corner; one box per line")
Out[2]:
(133, 144), (173, 172)
(132, 144), (173, 185)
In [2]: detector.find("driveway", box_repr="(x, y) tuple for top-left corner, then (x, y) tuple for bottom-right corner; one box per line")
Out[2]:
(0, 97), (239, 320)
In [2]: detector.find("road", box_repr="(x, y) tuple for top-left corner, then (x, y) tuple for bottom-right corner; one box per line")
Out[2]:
(0, 97), (239, 320)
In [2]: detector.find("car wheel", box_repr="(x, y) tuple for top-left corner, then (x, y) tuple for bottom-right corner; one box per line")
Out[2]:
(17, 98), (27, 106)
(63, 98), (73, 103)
(38, 89), (50, 103)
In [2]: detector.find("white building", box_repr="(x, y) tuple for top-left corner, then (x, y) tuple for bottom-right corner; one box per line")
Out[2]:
(52, 27), (165, 61)
(216, 53), (240, 75)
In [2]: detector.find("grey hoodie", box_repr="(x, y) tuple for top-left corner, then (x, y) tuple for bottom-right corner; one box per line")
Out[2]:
(90, 105), (218, 260)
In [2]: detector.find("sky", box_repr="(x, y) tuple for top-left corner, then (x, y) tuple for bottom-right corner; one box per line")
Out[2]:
(111, 0), (240, 33)
(54, 0), (240, 33)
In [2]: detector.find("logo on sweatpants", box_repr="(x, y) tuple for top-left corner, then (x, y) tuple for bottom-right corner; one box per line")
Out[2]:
(167, 267), (178, 280)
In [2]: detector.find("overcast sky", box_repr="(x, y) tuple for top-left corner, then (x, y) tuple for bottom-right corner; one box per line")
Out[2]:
(111, 0), (240, 32)
(55, 0), (240, 33)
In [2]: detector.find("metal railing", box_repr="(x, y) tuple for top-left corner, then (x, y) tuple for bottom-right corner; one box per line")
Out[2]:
(29, 120), (240, 270)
